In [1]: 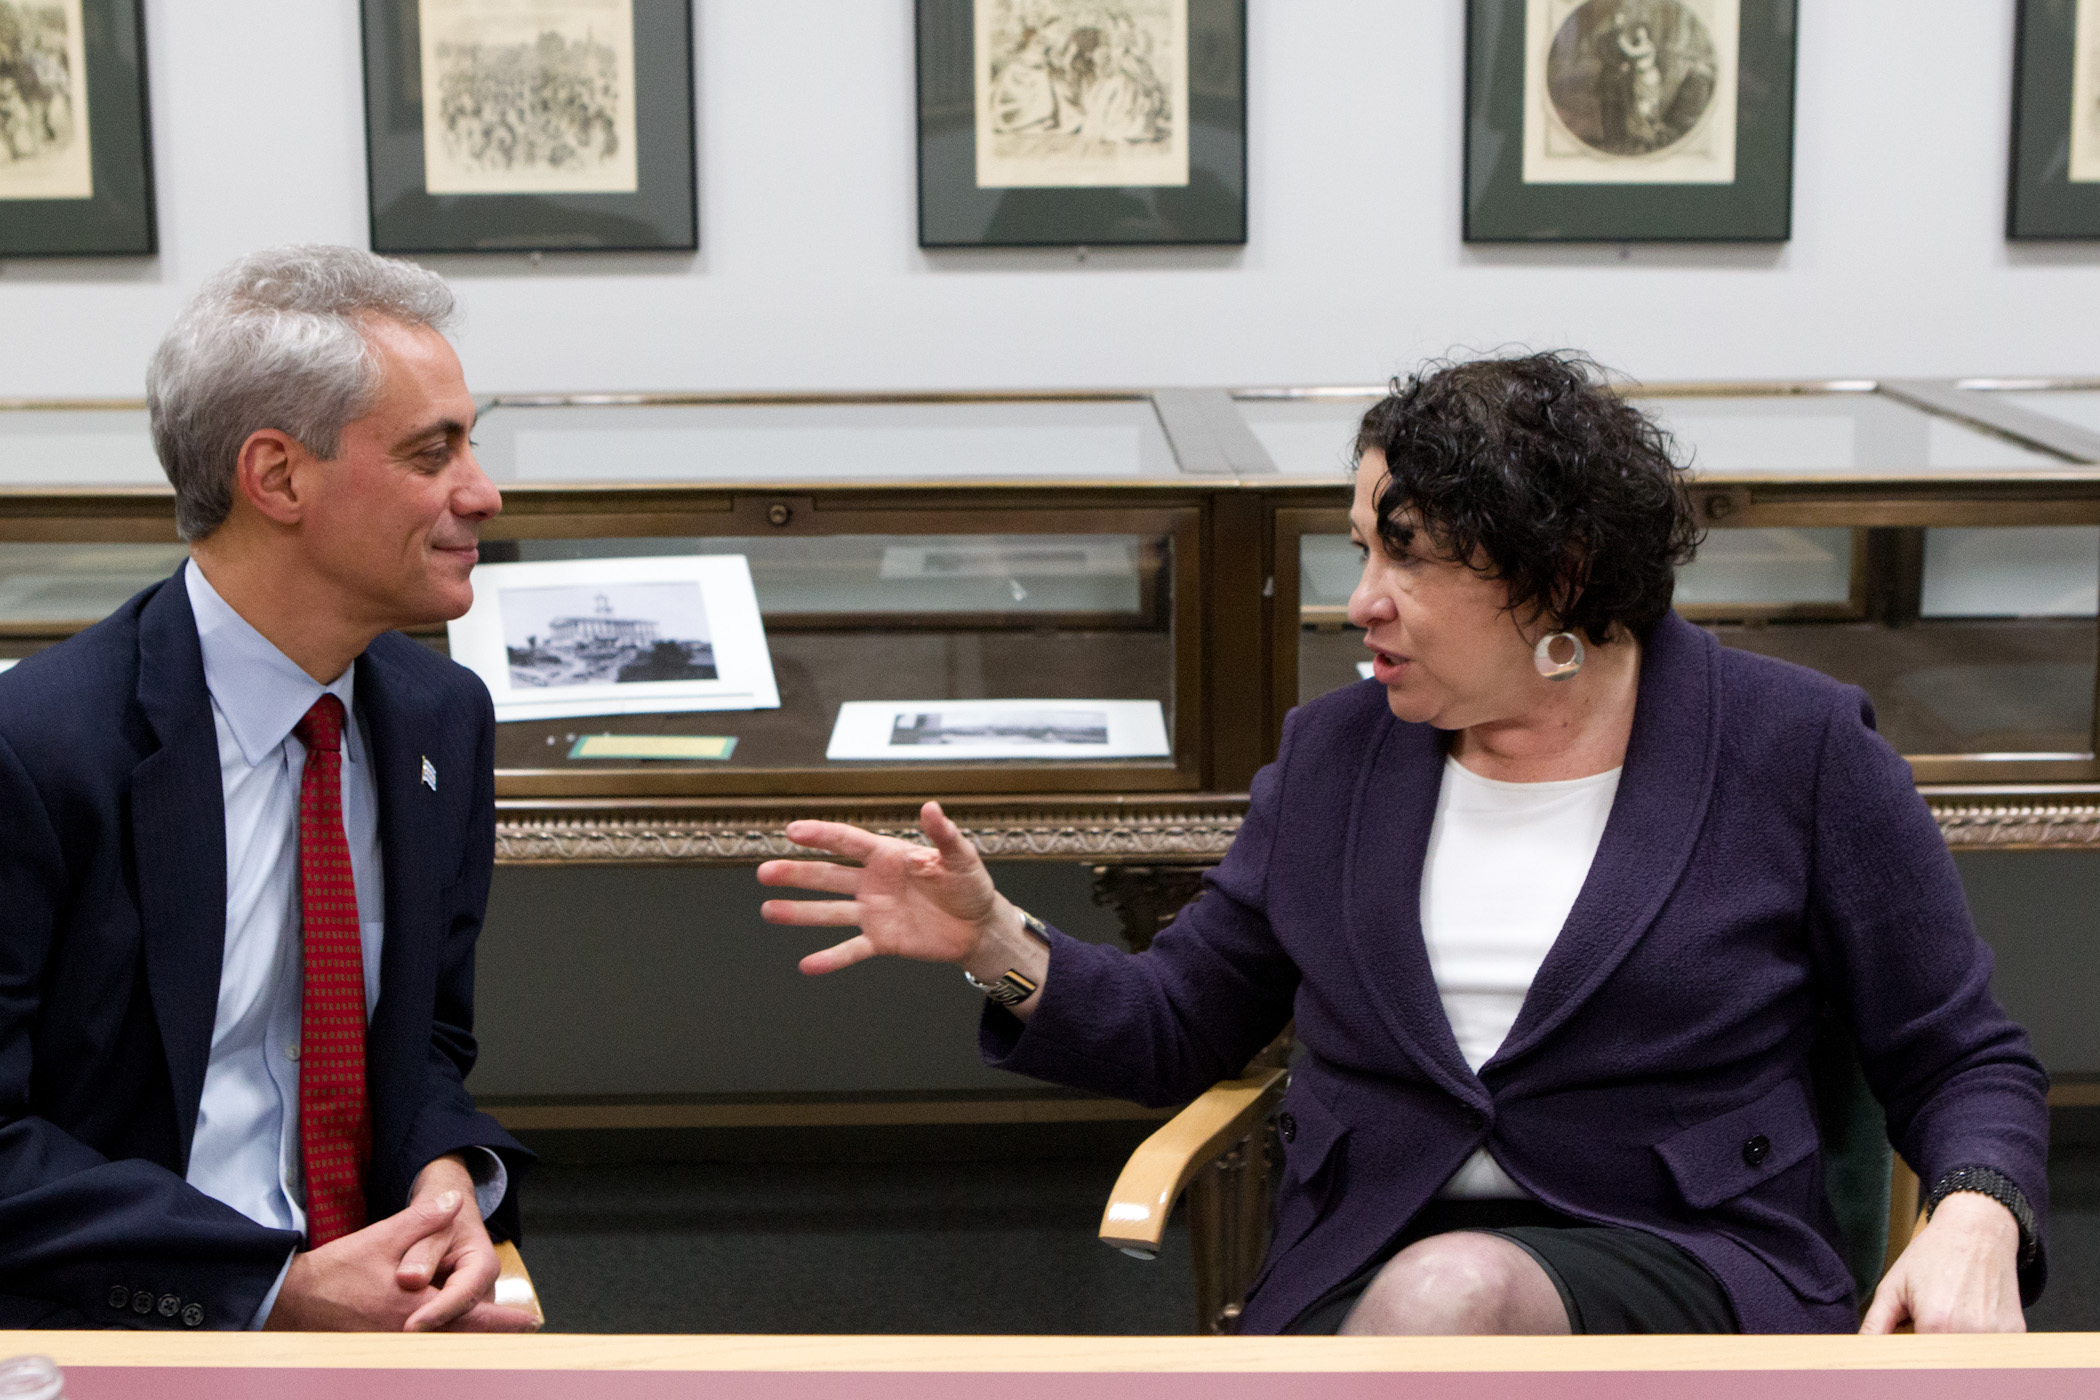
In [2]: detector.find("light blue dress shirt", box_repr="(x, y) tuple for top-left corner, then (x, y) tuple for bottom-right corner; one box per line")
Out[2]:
(181, 562), (503, 1326)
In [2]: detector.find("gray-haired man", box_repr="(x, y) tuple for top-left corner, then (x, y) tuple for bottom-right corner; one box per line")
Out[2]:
(0, 246), (535, 1331)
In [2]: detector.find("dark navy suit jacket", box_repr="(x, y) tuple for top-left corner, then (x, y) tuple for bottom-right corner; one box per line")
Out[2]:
(986, 612), (2049, 1333)
(0, 571), (525, 1329)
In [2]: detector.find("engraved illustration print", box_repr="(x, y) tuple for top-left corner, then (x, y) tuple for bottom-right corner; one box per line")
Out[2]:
(2070, 0), (2100, 181)
(419, 0), (639, 195)
(974, 0), (1189, 189)
(1522, 0), (1738, 185)
(0, 0), (92, 200)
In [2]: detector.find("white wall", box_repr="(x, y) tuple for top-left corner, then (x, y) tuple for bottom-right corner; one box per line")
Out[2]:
(1, 1), (2092, 398)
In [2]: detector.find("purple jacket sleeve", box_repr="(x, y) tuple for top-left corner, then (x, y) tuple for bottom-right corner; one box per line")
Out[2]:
(979, 712), (1304, 1107)
(1805, 688), (2051, 1299)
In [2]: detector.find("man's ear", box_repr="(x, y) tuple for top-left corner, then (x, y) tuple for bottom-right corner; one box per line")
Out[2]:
(233, 429), (310, 527)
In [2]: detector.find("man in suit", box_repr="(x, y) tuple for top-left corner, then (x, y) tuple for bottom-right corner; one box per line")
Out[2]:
(0, 245), (535, 1331)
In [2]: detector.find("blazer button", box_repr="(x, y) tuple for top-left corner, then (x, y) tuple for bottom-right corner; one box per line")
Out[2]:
(1743, 1134), (1771, 1167)
(158, 1295), (181, 1319)
(182, 1304), (205, 1328)
(1279, 1111), (1298, 1144)
(132, 1291), (155, 1316)
(107, 1285), (129, 1310)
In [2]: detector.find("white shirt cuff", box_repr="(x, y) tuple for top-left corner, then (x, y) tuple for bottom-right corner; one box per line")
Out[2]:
(248, 1247), (297, 1330)
(464, 1146), (508, 1221)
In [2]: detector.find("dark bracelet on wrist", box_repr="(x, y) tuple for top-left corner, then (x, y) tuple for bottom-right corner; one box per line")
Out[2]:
(1925, 1164), (2039, 1269)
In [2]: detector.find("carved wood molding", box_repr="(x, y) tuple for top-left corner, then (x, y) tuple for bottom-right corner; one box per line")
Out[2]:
(492, 797), (2100, 863)
(495, 809), (1247, 864)
(1933, 803), (2100, 850)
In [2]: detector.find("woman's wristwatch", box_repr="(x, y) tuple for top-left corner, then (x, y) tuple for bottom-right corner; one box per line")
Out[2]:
(1925, 1164), (2039, 1269)
(962, 906), (1052, 1007)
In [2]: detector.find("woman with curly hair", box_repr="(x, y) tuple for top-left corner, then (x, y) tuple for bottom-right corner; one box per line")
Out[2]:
(759, 352), (2047, 1336)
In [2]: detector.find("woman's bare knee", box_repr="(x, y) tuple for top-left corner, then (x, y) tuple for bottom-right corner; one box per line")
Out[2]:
(1338, 1232), (1570, 1336)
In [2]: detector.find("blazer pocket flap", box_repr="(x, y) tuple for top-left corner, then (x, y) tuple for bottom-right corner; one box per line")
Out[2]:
(1277, 1076), (1349, 1183)
(1656, 1078), (1819, 1211)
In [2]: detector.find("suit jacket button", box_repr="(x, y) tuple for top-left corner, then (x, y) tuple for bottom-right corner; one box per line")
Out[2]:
(1279, 1111), (1298, 1144)
(158, 1295), (181, 1318)
(1743, 1134), (1771, 1167)
(182, 1304), (205, 1328)
(132, 1291), (155, 1315)
(107, 1286), (130, 1310)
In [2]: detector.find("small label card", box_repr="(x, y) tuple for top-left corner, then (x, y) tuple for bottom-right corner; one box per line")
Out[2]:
(568, 734), (738, 761)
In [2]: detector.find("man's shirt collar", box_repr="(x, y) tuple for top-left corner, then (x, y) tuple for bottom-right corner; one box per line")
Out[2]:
(184, 559), (358, 769)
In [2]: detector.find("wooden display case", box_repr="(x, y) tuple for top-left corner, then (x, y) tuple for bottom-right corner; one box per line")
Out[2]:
(8, 382), (2100, 862)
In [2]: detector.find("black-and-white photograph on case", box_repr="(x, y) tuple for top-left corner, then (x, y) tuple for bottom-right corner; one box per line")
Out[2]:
(500, 580), (715, 689)
(827, 698), (1169, 761)
(448, 554), (777, 723)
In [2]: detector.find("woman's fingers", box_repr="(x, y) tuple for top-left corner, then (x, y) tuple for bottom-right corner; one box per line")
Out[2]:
(1857, 1274), (1910, 1335)
(760, 898), (865, 927)
(920, 801), (979, 868)
(800, 934), (877, 975)
(757, 859), (862, 895)
(784, 819), (889, 861)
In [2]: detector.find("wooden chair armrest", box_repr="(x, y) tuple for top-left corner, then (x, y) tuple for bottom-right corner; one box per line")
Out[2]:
(1099, 1068), (1289, 1259)
(492, 1239), (545, 1328)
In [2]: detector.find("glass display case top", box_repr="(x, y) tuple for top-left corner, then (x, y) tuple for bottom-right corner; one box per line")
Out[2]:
(1233, 384), (2075, 481)
(471, 396), (1189, 485)
(1957, 381), (2100, 441)
(0, 402), (162, 488)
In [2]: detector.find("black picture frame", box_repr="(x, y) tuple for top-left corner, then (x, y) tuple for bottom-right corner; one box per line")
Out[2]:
(915, 0), (1246, 248)
(1463, 0), (1797, 243)
(0, 0), (156, 258)
(2007, 0), (2100, 239)
(359, 0), (696, 255)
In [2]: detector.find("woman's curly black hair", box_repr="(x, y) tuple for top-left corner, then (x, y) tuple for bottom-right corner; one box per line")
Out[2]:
(1353, 351), (1702, 644)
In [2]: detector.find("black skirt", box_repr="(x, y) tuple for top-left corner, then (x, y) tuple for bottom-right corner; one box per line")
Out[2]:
(1284, 1198), (1740, 1335)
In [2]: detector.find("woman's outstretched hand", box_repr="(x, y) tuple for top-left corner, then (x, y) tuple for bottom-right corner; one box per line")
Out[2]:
(758, 801), (1009, 976)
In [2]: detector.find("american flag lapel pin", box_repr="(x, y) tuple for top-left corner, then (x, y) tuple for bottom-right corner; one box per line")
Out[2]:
(421, 756), (438, 792)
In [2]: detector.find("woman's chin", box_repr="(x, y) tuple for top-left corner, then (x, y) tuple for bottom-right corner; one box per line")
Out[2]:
(1381, 686), (1443, 725)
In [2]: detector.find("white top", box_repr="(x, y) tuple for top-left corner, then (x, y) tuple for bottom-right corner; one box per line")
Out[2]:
(1420, 755), (1621, 1199)
(181, 562), (501, 1324)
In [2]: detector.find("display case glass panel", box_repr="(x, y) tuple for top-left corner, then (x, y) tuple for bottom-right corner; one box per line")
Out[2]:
(473, 398), (1187, 484)
(1990, 390), (2100, 438)
(0, 404), (162, 486)
(0, 542), (190, 636)
(1237, 387), (2071, 479)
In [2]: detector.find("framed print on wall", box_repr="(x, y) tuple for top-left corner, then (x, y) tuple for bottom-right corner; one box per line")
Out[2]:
(0, 0), (156, 257)
(915, 0), (1247, 248)
(2008, 0), (2100, 238)
(358, 0), (696, 254)
(1463, 0), (1797, 242)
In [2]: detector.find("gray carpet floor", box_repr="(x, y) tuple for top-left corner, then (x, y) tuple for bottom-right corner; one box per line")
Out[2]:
(515, 1130), (2100, 1335)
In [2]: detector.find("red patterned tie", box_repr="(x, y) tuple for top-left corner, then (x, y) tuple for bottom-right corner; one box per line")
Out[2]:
(293, 695), (371, 1246)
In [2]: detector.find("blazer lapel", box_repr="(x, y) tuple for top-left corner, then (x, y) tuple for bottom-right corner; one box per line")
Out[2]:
(128, 568), (229, 1165)
(1341, 712), (1485, 1103)
(354, 637), (443, 1175)
(1486, 612), (1722, 1071)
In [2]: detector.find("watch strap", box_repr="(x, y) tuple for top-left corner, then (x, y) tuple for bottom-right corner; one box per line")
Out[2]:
(963, 966), (1040, 1008)
(1925, 1164), (2039, 1269)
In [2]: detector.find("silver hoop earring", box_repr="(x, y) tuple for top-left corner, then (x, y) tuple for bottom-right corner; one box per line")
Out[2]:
(1534, 630), (1584, 681)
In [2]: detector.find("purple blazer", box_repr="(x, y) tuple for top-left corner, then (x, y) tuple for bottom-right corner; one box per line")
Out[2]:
(985, 612), (2048, 1333)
